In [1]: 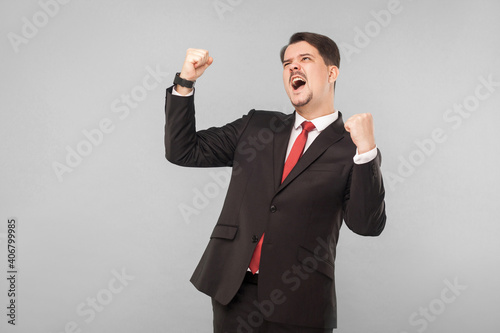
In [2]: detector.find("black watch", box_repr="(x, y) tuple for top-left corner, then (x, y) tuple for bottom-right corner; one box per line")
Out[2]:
(173, 72), (195, 88)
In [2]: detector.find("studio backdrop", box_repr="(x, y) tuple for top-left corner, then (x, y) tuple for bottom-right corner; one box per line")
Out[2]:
(1, 0), (499, 332)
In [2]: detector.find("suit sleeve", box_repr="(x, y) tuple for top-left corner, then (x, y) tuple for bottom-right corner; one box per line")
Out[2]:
(342, 149), (386, 236)
(164, 86), (253, 167)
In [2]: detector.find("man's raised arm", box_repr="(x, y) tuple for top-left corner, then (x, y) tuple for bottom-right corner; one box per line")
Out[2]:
(164, 48), (252, 168)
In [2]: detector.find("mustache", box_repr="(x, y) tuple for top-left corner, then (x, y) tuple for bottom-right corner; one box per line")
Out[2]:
(289, 71), (307, 83)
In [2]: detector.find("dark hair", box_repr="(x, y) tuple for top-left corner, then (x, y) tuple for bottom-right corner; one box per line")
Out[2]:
(280, 32), (341, 69)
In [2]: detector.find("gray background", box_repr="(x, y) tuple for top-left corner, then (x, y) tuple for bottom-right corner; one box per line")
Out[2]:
(1, 0), (499, 332)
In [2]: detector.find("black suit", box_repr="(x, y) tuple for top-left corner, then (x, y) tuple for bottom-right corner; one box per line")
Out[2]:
(164, 86), (386, 329)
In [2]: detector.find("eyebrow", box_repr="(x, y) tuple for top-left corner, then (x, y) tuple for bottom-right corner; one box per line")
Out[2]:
(283, 53), (315, 64)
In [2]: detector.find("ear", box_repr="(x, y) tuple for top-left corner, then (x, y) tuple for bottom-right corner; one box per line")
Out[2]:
(328, 66), (339, 84)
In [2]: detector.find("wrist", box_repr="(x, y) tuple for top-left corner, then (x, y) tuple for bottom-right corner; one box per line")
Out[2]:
(356, 143), (376, 154)
(178, 71), (197, 83)
(174, 72), (196, 89)
(174, 85), (193, 96)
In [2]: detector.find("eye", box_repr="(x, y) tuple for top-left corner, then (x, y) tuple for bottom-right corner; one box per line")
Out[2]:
(302, 57), (310, 61)
(283, 62), (290, 68)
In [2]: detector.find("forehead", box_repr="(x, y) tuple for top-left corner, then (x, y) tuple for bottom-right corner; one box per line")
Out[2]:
(283, 41), (320, 59)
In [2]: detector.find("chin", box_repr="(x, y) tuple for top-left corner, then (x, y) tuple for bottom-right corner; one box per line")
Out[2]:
(290, 93), (312, 108)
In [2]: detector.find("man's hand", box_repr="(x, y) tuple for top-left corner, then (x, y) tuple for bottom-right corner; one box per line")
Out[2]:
(181, 49), (213, 81)
(175, 48), (213, 95)
(344, 113), (376, 154)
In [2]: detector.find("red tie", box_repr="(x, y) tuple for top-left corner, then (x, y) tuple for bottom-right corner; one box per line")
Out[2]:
(248, 121), (316, 274)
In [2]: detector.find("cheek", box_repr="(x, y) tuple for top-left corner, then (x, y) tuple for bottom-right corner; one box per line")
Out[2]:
(308, 71), (326, 90)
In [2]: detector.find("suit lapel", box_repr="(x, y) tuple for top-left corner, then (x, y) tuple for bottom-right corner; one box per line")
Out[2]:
(277, 112), (346, 193)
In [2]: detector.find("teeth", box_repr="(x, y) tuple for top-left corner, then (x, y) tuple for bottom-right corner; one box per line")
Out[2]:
(291, 76), (306, 89)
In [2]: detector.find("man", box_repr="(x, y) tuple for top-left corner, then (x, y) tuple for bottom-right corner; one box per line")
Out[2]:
(165, 32), (386, 332)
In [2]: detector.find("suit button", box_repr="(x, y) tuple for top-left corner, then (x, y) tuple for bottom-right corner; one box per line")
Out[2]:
(252, 235), (259, 243)
(270, 205), (277, 213)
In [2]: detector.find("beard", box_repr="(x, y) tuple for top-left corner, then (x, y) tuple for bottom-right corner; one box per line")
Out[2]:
(291, 91), (313, 108)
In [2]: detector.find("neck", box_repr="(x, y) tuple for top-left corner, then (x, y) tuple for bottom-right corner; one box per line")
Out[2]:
(295, 98), (335, 120)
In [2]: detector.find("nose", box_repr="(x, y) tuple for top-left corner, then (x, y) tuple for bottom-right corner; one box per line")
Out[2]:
(290, 62), (301, 71)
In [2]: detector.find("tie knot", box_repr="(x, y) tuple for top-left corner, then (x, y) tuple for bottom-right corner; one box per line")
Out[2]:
(301, 121), (315, 133)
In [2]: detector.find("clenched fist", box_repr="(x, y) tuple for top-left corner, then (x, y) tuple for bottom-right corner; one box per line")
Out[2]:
(180, 48), (213, 82)
(344, 113), (376, 154)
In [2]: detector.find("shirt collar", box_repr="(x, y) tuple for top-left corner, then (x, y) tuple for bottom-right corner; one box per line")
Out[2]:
(294, 110), (339, 132)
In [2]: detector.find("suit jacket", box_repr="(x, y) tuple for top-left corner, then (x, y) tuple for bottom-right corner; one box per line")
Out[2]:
(164, 86), (386, 329)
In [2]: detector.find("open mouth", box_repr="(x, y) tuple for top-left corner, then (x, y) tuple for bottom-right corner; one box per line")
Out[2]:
(291, 76), (306, 90)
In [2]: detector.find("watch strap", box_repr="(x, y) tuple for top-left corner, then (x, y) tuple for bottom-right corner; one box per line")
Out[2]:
(173, 72), (195, 88)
